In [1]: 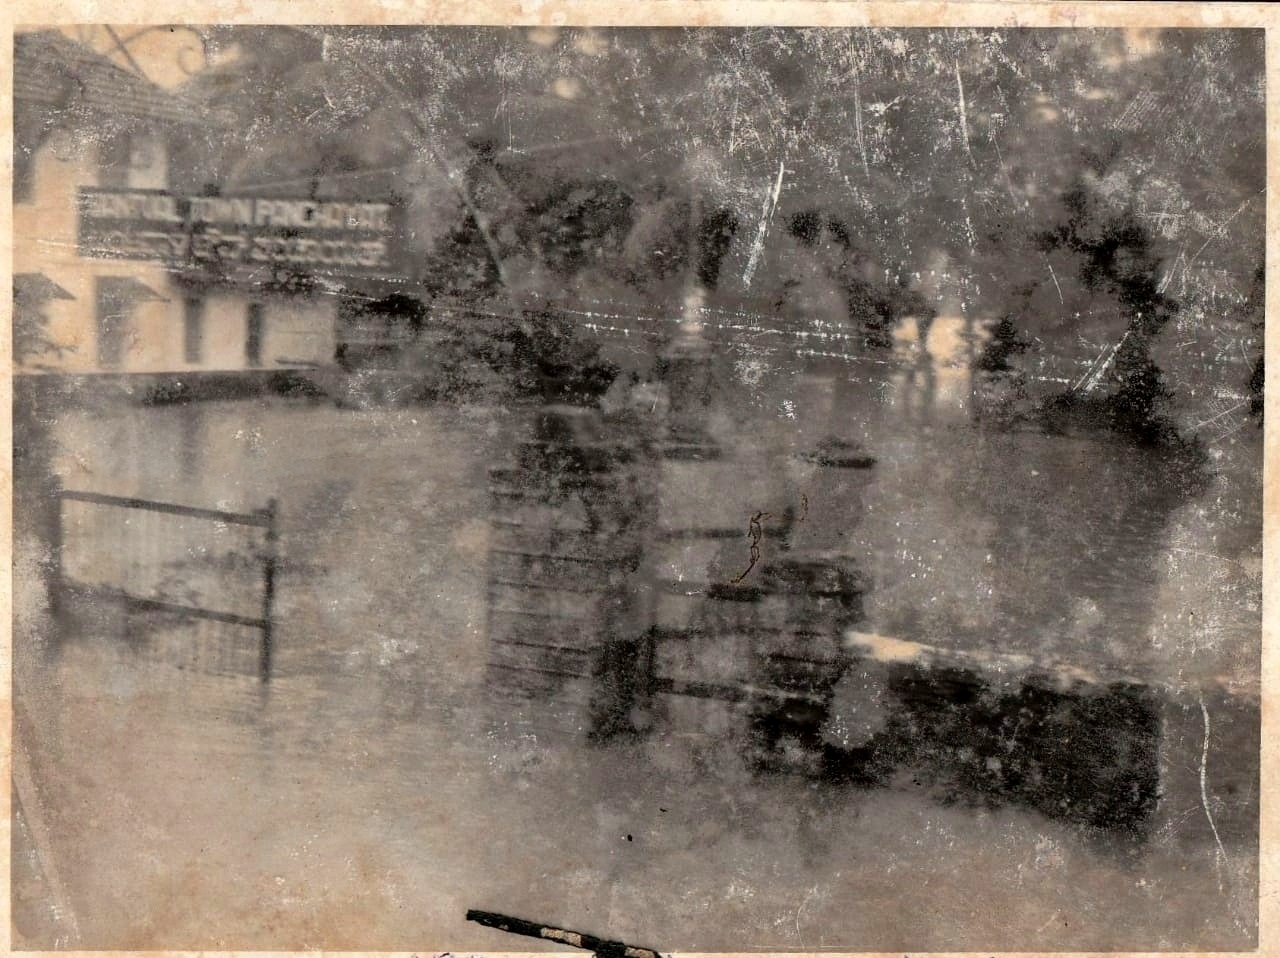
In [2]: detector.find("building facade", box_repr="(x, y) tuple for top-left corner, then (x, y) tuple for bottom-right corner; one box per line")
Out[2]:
(14, 31), (346, 380)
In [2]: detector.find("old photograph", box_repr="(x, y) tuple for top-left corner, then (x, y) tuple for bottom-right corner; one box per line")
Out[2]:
(10, 21), (1265, 952)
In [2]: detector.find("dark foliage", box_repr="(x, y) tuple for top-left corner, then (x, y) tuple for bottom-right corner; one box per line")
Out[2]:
(975, 316), (1030, 374)
(494, 307), (619, 402)
(1035, 162), (1186, 446)
(695, 207), (739, 290)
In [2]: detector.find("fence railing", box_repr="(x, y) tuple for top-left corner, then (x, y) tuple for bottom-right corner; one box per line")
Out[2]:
(54, 489), (279, 681)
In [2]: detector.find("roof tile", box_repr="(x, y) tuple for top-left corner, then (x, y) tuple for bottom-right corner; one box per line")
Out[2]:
(14, 30), (202, 125)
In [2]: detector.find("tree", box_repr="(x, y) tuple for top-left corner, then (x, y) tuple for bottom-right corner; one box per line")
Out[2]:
(975, 316), (1030, 375)
(13, 281), (74, 369)
(1026, 161), (1183, 443)
(171, 26), (1263, 436)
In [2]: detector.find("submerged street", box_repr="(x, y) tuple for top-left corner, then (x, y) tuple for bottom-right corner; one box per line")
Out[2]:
(12, 353), (1261, 950)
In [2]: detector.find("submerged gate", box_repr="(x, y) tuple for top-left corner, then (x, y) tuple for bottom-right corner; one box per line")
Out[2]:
(54, 488), (280, 680)
(484, 404), (655, 736)
(483, 391), (875, 761)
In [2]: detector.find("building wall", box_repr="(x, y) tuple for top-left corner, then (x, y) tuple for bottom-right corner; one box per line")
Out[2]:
(259, 296), (337, 367)
(14, 116), (336, 375)
(17, 126), (177, 372)
(192, 291), (337, 371)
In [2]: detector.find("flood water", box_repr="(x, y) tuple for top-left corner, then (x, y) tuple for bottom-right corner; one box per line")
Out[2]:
(12, 346), (1262, 951)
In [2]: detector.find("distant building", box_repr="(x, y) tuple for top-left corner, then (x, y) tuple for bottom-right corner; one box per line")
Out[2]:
(13, 30), (371, 381)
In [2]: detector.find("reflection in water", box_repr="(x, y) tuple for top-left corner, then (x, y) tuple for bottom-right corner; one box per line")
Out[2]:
(889, 314), (970, 425)
(178, 402), (206, 484)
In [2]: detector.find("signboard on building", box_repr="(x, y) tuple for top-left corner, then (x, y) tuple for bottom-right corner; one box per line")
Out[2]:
(78, 187), (397, 279)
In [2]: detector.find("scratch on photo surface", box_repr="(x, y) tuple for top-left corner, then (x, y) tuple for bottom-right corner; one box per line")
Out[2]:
(742, 160), (786, 288)
(1198, 696), (1229, 890)
(955, 59), (976, 170)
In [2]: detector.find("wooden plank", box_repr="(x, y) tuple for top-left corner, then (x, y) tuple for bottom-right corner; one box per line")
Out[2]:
(487, 610), (597, 651)
(60, 489), (271, 527)
(489, 640), (595, 677)
(654, 675), (824, 705)
(486, 582), (598, 620)
(60, 582), (270, 631)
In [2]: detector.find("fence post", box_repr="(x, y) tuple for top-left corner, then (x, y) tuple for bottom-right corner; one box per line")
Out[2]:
(48, 480), (64, 622)
(260, 498), (279, 682)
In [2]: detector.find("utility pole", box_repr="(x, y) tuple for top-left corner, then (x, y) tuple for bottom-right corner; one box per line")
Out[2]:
(661, 176), (716, 458)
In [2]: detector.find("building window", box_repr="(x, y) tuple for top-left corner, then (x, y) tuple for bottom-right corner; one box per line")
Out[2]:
(98, 132), (131, 189)
(95, 277), (133, 367)
(184, 296), (205, 364)
(14, 146), (35, 204)
(246, 303), (264, 367)
(13, 99), (47, 205)
(94, 276), (166, 369)
(129, 137), (156, 172)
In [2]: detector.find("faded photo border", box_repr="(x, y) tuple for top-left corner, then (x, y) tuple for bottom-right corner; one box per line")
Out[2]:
(1, 2), (1276, 958)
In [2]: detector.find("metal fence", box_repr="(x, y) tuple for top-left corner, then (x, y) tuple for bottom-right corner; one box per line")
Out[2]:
(54, 489), (279, 681)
